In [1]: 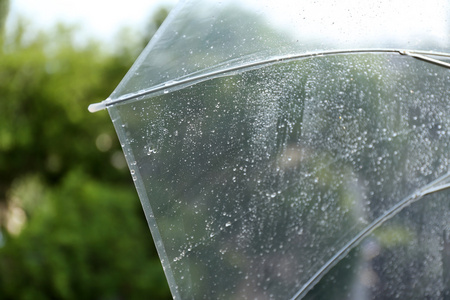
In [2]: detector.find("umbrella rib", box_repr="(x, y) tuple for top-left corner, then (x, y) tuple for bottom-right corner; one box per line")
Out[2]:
(88, 49), (450, 112)
(291, 171), (450, 300)
(400, 51), (450, 69)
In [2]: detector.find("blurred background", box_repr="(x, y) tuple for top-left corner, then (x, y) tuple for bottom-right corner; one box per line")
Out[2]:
(2, 0), (449, 299)
(0, 0), (174, 298)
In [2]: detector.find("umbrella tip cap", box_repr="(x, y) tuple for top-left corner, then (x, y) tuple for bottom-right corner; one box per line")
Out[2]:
(88, 102), (107, 113)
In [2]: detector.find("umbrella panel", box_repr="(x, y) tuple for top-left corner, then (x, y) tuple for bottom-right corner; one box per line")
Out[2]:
(108, 53), (450, 299)
(107, 0), (450, 102)
(304, 190), (450, 300)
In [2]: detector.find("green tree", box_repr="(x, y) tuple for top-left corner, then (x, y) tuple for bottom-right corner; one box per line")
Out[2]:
(0, 7), (172, 300)
(0, 0), (8, 34)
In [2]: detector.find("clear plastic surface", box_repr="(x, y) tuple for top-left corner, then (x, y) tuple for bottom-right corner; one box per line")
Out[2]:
(100, 1), (450, 299)
(108, 0), (450, 102)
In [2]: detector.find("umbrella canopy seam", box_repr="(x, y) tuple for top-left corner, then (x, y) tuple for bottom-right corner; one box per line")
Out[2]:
(292, 171), (450, 300)
(88, 49), (450, 113)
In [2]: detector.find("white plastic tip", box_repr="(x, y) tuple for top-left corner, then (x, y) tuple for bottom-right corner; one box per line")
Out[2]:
(88, 102), (107, 113)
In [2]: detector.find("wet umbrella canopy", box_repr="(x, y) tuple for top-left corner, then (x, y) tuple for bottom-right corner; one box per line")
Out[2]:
(89, 0), (450, 299)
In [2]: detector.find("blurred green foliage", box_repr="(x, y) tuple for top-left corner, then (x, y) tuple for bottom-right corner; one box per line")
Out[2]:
(0, 0), (8, 34)
(0, 5), (172, 299)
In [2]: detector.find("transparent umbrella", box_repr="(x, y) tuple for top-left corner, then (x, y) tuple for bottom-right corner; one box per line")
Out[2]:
(89, 0), (450, 299)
